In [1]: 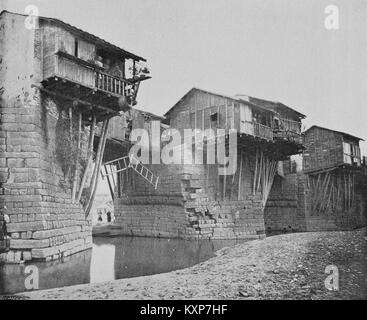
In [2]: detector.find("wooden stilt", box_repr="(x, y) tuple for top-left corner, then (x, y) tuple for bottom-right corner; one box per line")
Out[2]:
(85, 119), (109, 217)
(257, 151), (263, 193)
(105, 168), (115, 201)
(253, 149), (258, 195)
(348, 174), (353, 210)
(344, 174), (347, 211)
(336, 176), (342, 209)
(223, 173), (227, 200)
(238, 152), (243, 201)
(76, 116), (96, 203)
(206, 164), (209, 193)
(69, 107), (73, 146)
(72, 112), (82, 202)
(65, 107), (73, 179)
(216, 165), (220, 201)
(351, 174), (355, 209)
(319, 173), (331, 213)
(261, 157), (277, 204)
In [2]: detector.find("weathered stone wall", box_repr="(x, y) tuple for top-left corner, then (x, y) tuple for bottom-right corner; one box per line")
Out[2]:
(264, 173), (307, 233)
(114, 152), (267, 240)
(0, 12), (92, 263)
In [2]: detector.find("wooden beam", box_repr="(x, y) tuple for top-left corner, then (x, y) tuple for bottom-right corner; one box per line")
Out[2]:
(32, 84), (117, 114)
(76, 116), (96, 203)
(72, 112), (82, 202)
(238, 152), (243, 200)
(105, 170), (115, 201)
(85, 119), (109, 217)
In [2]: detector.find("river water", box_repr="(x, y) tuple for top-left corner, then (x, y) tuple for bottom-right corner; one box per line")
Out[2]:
(0, 236), (244, 295)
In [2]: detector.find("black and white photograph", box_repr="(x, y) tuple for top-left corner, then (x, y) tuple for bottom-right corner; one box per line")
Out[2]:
(0, 0), (366, 305)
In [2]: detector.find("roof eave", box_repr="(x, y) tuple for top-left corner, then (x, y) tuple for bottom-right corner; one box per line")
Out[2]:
(305, 125), (364, 142)
(39, 17), (146, 62)
(0, 11), (146, 62)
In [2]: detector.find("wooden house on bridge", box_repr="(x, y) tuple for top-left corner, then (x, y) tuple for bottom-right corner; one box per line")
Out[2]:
(0, 10), (149, 262)
(265, 126), (367, 233)
(105, 88), (306, 240)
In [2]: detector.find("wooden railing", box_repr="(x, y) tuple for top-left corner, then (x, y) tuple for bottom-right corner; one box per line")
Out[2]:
(278, 118), (301, 134)
(56, 52), (127, 96)
(273, 130), (303, 144)
(273, 118), (302, 144)
(253, 122), (273, 140)
(95, 71), (126, 96)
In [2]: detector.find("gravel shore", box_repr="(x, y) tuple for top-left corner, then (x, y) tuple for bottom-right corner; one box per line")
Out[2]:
(16, 229), (367, 300)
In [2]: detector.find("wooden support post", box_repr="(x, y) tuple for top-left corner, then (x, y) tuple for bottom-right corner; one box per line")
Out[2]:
(65, 106), (73, 179)
(231, 102), (235, 130)
(105, 169), (115, 201)
(69, 107), (73, 144)
(76, 116), (96, 203)
(223, 173), (227, 200)
(225, 100), (228, 132)
(85, 119), (109, 217)
(72, 112), (82, 202)
(257, 150), (263, 193)
(348, 173), (353, 210)
(216, 165), (220, 201)
(253, 148), (258, 195)
(351, 174), (355, 209)
(238, 152), (243, 200)
(205, 164), (209, 192)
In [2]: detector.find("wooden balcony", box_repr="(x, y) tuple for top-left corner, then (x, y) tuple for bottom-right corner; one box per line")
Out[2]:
(95, 70), (126, 96)
(273, 130), (303, 144)
(41, 51), (150, 121)
(273, 118), (303, 145)
(253, 122), (273, 141)
(240, 121), (273, 141)
(278, 118), (301, 134)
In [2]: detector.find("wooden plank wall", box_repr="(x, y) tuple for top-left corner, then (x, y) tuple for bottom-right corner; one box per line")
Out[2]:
(42, 24), (96, 85)
(303, 127), (344, 172)
(57, 56), (95, 86)
(42, 24), (57, 79)
(169, 91), (241, 133)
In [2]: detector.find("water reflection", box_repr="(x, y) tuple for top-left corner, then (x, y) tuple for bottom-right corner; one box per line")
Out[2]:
(0, 236), (244, 295)
(90, 243), (115, 283)
(0, 249), (92, 295)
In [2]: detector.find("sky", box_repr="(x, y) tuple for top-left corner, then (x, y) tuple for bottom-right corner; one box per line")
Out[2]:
(1, 0), (367, 154)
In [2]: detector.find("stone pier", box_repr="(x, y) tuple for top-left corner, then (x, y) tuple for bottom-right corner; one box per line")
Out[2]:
(0, 11), (92, 263)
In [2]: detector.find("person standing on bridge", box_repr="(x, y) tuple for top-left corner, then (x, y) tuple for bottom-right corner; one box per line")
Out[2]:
(97, 210), (103, 223)
(1, 206), (10, 253)
(106, 211), (112, 223)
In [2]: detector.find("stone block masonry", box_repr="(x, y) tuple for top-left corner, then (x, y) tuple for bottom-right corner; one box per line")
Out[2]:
(0, 12), (92, 263)
(114, 160), (268, 240)
(264, 173), (307, 233)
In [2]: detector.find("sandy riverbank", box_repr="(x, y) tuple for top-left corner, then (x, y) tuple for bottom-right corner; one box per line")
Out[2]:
(14, 229), (367, 300)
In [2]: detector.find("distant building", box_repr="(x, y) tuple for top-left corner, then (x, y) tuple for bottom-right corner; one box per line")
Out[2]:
(265, 126), (367, 232)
